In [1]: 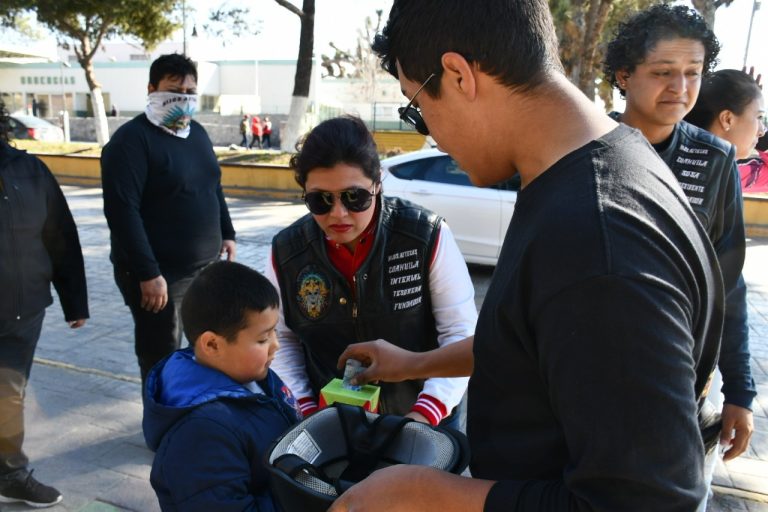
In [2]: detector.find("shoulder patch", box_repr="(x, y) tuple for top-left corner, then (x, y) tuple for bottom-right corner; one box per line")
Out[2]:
(296, 266), (331, 320)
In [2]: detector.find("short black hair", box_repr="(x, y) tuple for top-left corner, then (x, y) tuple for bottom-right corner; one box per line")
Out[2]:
(290, 116), (381, 188)
(149, 53), (198, 89)
(371, 0), (561, 98)
(181, 261), (279, 344)
(603, 4), (720, 98)
(685, 69), (763, 130)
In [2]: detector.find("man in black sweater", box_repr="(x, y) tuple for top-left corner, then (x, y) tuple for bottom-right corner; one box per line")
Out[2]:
(101, 54), (236, 385)
(329, 1), (724, 511)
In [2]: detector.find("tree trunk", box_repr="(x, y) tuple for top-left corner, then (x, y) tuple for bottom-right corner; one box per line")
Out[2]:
(281, 95), (310, 153)
(77, 44), (110, 145)
(577, 0), (612, 99)
(281, 0), (315, 151)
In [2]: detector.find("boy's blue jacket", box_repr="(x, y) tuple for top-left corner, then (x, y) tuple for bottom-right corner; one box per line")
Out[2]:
(143, 348), (301, 511)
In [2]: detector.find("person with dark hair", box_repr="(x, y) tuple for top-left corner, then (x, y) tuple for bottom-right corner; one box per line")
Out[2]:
(328, 1), (724, 511)
(685, 70), (765, 159)
(604, 1), (755, 475)
(0, 97), (88, 507)
(239, 114), (249, 147)
(685, 69), (767, 192)
(267, 115), (475, 429)
(101, 53), (236, 387)
(143, 261), (300, 511)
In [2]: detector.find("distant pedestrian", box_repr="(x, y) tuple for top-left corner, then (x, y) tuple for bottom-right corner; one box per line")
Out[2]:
(239, 115), (249, 147)
(0, 96), (89, 508)
(110, 105), (118, 117)
(262, 116), (272, 148)
(101, 53), (236, 387)
(249, 115), (262, 149)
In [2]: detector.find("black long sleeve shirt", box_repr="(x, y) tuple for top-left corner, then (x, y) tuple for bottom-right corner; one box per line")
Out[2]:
(470, 126), (723, 511)
(101, 114), (235, 283)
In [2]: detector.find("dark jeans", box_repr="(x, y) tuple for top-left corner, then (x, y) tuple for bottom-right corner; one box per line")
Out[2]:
(249, 134), (262, 149)
(113, 266), (201, 385)
(262, 134), (271, 148)
(240, 133), (248, 147)
(0, 310), (45, 478)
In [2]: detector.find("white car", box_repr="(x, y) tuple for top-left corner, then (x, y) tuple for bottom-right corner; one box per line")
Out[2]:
(9, 115), (65, 142)
(381, 149), (518, 266)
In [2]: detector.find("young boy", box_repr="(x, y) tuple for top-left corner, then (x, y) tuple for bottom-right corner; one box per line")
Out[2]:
(143, 261), (301, 511)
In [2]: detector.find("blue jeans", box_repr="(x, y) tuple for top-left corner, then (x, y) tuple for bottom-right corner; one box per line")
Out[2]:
(0, 310), (45, 478)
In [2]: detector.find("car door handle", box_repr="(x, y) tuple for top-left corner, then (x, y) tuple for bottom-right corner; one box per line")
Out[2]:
(413, 188), (433, 195)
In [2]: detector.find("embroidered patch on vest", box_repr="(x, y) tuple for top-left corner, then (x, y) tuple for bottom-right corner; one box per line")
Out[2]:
(386, 248), (424, 312)
(296, 267), (331, 320)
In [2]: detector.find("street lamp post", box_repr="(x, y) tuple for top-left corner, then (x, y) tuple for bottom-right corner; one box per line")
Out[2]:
(743, 0), (762, 69)
(59, 60), (71, 142)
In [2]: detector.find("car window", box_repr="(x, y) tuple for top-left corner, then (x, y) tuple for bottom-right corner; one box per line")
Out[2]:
(423, 157), (473, 186)
(390, 156), (474, 186)
(494, 174), (521, 191)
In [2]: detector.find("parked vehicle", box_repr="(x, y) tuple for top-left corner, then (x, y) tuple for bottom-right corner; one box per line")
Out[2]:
(381, 149), (518, 266)
(8, 115), (64, 142)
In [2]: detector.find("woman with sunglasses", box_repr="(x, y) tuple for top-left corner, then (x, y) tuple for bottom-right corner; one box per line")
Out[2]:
(265, 116), (476, 427)
(684, 69), (767, 187)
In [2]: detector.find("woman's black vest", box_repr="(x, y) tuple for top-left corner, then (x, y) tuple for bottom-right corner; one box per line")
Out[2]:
(272, 196), (442, 415)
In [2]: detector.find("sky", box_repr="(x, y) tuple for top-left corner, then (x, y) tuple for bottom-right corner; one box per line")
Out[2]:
(189, 0), (765, 76)
(4, 0), (766, 78)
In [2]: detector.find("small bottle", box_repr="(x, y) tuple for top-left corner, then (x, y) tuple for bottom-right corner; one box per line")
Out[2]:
(342, 359), (364, 391)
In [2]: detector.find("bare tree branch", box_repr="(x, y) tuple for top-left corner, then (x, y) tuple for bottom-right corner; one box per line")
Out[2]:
(274, 0), (304, 18)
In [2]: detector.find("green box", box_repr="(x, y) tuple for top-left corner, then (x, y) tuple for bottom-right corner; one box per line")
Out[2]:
(319, 378), (381, 412)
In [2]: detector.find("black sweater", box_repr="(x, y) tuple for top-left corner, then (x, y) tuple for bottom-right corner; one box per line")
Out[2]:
(470, 126), (723, 511)
(101, 114), (235, 283)
(0, 143), (88, 322)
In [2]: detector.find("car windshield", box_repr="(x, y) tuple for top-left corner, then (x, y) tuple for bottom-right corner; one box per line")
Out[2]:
(12, 115), (54, 128)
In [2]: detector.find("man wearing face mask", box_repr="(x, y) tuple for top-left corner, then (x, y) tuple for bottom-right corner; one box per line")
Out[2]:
(101, 53), (236, 388)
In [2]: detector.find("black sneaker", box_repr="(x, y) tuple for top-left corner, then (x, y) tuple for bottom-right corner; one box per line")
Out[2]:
(0, 470), (63, 508)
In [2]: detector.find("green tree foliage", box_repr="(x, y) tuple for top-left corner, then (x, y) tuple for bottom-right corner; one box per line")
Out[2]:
(1, 0), (180, 145)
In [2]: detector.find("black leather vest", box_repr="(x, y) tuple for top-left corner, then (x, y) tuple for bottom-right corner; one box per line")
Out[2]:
(272, 196), (442, 415)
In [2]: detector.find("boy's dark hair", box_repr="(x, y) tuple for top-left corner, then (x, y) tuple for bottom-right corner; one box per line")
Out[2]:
(371, 0), (561, 98)
(181, 261), (279, 344)
(290, 116), (381, 188)
(603, 4), (720, 98)
(685, 69), (763, 130)
(149, 53), (198, 88)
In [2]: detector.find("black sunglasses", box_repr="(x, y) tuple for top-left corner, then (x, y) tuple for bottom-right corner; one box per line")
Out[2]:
(303, 186), (377, 215)
(398, 73), (436, 136)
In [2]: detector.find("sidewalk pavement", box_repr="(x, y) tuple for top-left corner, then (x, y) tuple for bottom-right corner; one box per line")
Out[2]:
(1, 185), (766, 511)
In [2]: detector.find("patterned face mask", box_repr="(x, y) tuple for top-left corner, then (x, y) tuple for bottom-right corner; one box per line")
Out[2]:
(145, 91), (198, 138)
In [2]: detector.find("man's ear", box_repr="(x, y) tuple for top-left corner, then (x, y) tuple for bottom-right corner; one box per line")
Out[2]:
(615, 70), (631, 89)
(441, 52), (477, 100)
(147, 83), (156, 94)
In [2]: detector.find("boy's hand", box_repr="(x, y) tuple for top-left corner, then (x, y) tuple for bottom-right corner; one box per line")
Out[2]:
(68, 319), (87, 328)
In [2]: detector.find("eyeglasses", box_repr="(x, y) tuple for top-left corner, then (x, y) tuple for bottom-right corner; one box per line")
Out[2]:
(303, 185), (377, 215)
(398, 73), (436, 136)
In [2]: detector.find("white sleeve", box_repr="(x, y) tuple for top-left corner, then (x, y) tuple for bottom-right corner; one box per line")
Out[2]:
(419, 221), (476, 412)
(265, 251), (315, 401)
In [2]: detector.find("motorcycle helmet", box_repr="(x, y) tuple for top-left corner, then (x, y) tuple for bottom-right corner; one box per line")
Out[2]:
(265, 403), (470, 511)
